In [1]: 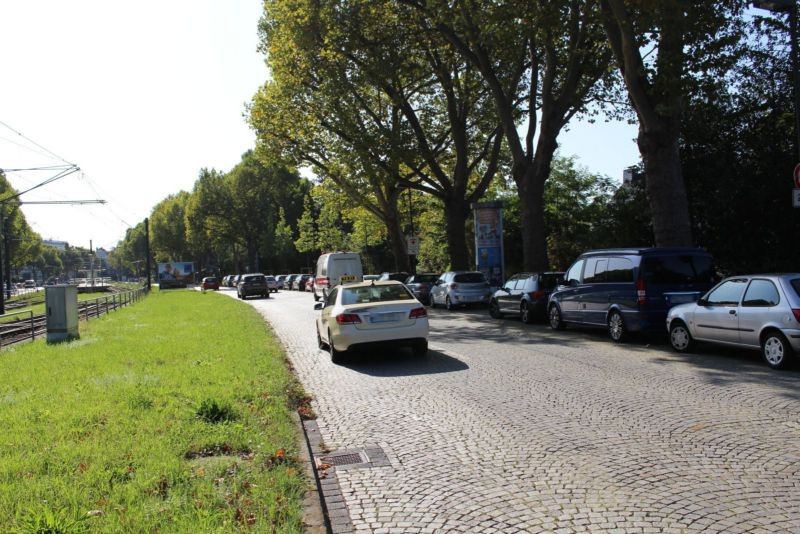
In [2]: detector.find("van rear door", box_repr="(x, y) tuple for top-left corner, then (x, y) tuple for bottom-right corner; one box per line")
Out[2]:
(641, 254), (715, 312)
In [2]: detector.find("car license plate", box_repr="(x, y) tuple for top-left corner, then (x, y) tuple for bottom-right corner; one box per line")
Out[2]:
(370, 313), (401, 323)
(340, 275), (356, 283)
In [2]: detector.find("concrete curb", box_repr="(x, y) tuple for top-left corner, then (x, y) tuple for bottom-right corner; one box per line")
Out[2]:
(292, 411), (329, 533)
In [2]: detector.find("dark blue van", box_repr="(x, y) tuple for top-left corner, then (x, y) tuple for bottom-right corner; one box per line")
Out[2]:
(548, 248), (716, 341)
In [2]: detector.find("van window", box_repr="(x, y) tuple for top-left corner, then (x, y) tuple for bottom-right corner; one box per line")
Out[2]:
(565, 260), (584, 284)
(642, 255), (714, 285)
(605, 258), (634, 283)
(742, 279), (780, 307)
(583, 258), (607, 284)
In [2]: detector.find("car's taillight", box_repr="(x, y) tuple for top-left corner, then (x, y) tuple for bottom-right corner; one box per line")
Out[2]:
(449, 283), (458, 289)
(636, 279), (647, 306)
(336, 313), (362, 325)
(317, 277), (329, 287)
(409, 307), (427, 319)
(793, 309), (800, 323)
(529, 290), (546, 300)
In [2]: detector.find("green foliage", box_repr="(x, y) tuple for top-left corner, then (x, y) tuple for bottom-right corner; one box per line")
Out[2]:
(196, 399), (237, 424)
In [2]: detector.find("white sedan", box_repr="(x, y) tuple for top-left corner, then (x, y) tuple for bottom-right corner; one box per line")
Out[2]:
(314, 280), (429, 363)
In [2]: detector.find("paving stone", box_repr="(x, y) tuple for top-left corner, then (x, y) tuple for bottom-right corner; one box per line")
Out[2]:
(237, 291), (800, 533)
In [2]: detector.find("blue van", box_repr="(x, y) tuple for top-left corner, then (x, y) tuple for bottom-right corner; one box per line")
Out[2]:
(548, 248), (716, 342)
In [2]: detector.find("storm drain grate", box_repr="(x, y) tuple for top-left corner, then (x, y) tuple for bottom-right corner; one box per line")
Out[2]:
(317, 451), (368, 467)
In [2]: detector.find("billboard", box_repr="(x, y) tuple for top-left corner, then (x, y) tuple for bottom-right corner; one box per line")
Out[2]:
(472, 201), (504, 287)
(158, 262), (194, 289)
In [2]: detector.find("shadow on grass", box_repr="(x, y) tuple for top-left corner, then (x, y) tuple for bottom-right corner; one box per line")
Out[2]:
(340, 348), (469, 377)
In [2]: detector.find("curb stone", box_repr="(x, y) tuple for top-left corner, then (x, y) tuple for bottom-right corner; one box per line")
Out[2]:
(292, 411), (329, 533)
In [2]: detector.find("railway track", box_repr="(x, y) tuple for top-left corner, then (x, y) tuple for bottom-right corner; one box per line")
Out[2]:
(0, 288), (148, 349)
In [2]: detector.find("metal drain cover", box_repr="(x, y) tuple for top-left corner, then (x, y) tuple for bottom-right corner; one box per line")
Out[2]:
(317, 451), (369, 467)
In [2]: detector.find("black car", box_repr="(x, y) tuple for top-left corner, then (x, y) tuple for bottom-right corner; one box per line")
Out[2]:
(404, 273), (439, 305)
(237, 274), (270, 299)
(489, 272), (564, 323)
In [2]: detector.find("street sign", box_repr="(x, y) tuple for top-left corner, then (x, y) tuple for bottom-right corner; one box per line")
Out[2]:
(406, 235), (420, 255)
(793, 188), (800, 208)
(794, 163), (800, 188)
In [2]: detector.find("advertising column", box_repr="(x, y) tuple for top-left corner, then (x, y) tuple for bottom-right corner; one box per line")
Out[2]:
(472, 201), (504, 287)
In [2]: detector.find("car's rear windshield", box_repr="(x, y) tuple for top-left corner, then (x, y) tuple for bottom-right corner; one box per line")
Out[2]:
(454, 273), (486, 283)
(245, 276), (265, 282)
(538, 273), (561, 290)
(341, 285), (414, 305)
(642, 255), (714, 285)
(414, 274), (439, 283)
(205, 277), (217, 282)
(790, 279), (800, 297)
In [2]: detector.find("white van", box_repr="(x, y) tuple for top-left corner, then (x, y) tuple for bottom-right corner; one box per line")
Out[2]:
(314, 252), (363, 302)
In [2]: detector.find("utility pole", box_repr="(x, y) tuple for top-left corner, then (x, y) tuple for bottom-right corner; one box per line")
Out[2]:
(4, 216), (10, 298)
(145, 218), (152, 290)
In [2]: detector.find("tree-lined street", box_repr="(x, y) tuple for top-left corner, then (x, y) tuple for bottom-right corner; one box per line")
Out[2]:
(230, 288), (800, 532)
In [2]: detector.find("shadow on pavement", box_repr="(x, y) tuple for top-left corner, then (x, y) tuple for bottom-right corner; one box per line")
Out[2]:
(341, 349), (469, 377)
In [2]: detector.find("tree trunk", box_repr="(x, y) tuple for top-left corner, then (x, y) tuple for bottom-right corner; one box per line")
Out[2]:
(637, 125), (692, 247)
(384, 208), (411, 272)
(517, 166), (549, 272)
(443, 197), (471, 270)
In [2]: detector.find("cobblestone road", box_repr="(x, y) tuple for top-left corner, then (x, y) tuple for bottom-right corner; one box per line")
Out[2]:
(228, 288), (800, 533)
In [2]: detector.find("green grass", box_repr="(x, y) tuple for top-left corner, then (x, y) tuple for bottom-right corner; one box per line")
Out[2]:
(0, 289), (307, 532)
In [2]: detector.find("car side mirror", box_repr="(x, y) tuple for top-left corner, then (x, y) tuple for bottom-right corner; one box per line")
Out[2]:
(569, 279), (579, 287)
(502, 287), (511, 293)
(314, 303), (323, 311)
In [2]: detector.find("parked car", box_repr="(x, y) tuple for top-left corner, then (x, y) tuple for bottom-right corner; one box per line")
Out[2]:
(314, 280), (429, 363)
(314, 252), (363, 302)
(24, 280), (36, 288)
(284, 274), (299, 290)
(548, 247), (716, 342)
(430, 271), (492, 310)
(378, 272), (410, 282)
(294, 274), (312, 291)
(237, 273), (270, 299)
(275, 274), (287, 288)
(667, 274), (800, 369)
(265, 275), (280, 293)
(489, 272), (564, 323)
(404, 273), (439, 306)
(201, 276), (220, 291)
(228, 274), (243, 288)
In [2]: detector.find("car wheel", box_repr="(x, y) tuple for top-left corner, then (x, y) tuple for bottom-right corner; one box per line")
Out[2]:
(521, 301), (534, 324)
(762, 331), (793, 370)
(669, 321), (694, 352)
(608, 311), (627, 342)
(489, 300), (503, 319)
(412, 341), (428, 357)
(445, 296), (454, 311)
(316, 324), (327, 350)
(548, 304), (565, 330)
(328, 330), (345, 364)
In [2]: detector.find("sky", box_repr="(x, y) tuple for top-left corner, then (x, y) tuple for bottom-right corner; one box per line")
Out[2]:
(0, 1), (639, 251)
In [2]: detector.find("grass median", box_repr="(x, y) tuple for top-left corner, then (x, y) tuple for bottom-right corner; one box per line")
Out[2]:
(0, 289), (307, 532)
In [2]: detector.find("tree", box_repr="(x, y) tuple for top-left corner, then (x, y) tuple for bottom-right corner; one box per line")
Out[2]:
(599, 0), (743, 246)
(150, 192), (190, 262)
(401, 0), (613, 270)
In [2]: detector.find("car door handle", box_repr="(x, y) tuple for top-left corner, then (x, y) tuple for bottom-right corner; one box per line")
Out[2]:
(729, 309), (736, 315)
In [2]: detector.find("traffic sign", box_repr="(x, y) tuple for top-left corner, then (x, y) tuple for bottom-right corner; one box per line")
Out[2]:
(794, 163), (800, 188)
(794, 188), (800, 208)
(406, 235), (420, 255)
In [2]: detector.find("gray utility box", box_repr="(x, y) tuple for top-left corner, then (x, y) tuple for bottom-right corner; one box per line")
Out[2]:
(46, 285), (79, 343)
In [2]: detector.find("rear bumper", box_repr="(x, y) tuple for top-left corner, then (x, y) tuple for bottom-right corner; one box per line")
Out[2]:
(786, 330), (800, 352)
(333, 322), (429, 351)
(344, 337), (428, 353)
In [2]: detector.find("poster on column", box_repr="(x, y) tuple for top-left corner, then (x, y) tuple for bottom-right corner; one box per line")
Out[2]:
(472, 201), (504, 288)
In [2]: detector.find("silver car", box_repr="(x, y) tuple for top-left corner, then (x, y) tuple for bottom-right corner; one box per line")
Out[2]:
(430, 271), (492, 310)
(666, 274), (800, 369)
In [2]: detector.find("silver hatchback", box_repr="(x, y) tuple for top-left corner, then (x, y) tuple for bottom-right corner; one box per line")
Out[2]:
(430, 271), (491, 310)
(666, 274), (800, 369)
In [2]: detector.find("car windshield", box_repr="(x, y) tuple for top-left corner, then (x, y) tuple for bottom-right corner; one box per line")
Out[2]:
(246, 276), (265, 283)
(341, 285), (414, 305)
(454, 273), (486, 284)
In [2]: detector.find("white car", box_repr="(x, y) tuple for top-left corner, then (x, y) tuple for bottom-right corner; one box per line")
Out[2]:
(314, 280), (429, 363)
